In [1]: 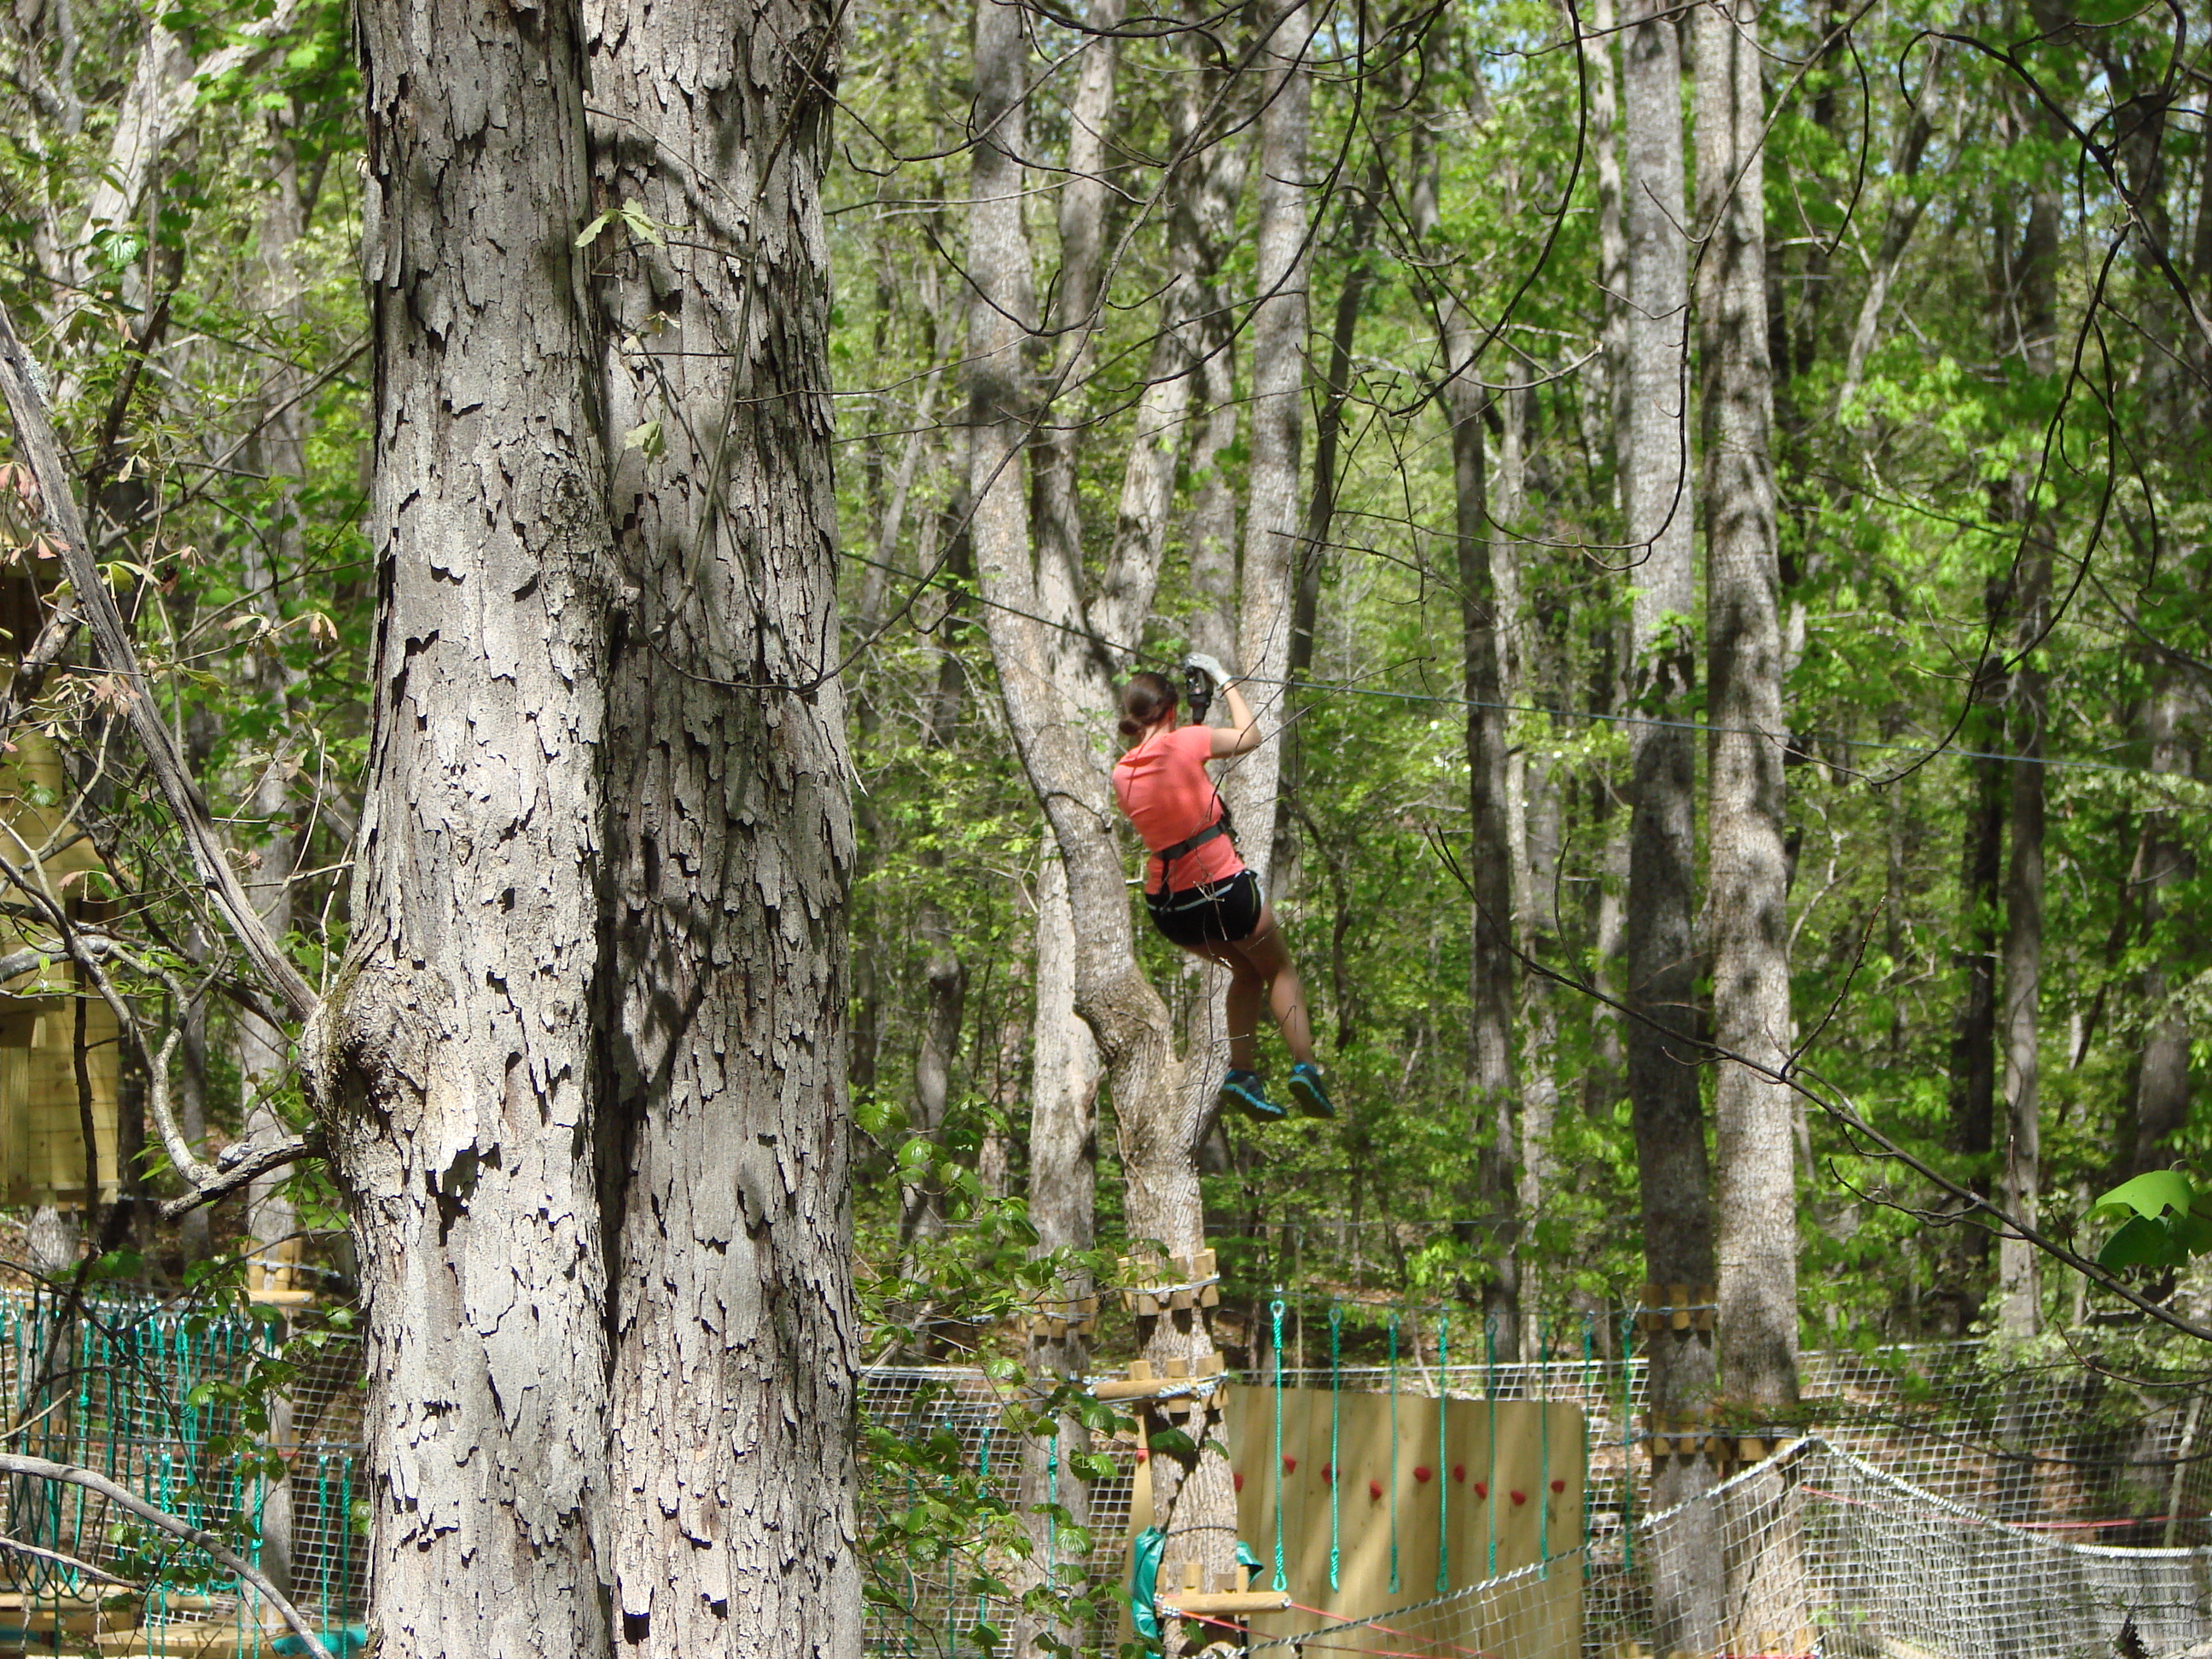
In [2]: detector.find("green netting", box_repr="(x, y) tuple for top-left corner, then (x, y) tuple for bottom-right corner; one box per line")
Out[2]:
(0, 1291), (364, 1653)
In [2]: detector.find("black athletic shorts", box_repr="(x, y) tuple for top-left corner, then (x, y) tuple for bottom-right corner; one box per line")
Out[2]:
(1146, 869), (1263, 949)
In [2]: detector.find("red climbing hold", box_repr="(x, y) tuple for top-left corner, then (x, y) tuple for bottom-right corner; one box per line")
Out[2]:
(1235, 1472), (1246, 1493)
(1473, 1481), (1487, 1499)
(1284, 1456), (1298, 1474)
(1137, 1450), (1150, 1464)
(1551, 1478), (1566, 1494)
(1322, 1463), (1334, 1485)
(1510, 1490), (1528, 1506)
(1368, 1479), (1383, 1501)
(1452, 1464), (1466, 1484)
(1413, 1466), (1433, 1484)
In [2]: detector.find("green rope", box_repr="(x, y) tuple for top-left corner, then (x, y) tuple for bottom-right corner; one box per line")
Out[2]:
(1581, 1318), (1594, 1578)
(976, 1423), (997, 1623)
(1387, 1312), (1400, 1596)
(1620, 1309), (1635, 1575)
(1485, 1315), (1497, 1578)
(1435, 1315), (1449, 1594)
(1270, 1298), (1287, 1592)
(1328, 1306), (1342, 1592)
(1539, 1379), (1551, 1573)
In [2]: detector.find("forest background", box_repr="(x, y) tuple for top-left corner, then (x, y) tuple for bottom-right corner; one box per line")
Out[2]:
(0, 0), (2205, 1645)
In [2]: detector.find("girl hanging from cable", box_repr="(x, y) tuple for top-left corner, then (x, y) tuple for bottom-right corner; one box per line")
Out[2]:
(1111, 655), (1335, 1122)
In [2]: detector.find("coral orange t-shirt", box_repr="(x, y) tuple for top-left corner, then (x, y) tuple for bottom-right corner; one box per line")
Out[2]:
(1112, 724), (1245, 893)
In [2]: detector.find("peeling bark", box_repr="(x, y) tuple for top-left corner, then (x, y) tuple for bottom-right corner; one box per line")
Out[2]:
(586, 0), (861, 1646)
(331, 0), (615, 1647)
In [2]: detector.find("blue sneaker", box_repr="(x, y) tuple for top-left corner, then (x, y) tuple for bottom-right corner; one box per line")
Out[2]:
(1219, 1068), (1285, 1122)
(1288, 1062), (1336, 1120)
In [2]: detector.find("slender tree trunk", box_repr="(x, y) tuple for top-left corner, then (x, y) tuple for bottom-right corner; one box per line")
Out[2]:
(1590, 0), (1630, 495)
(1944, 673), (2004, 1330)
(1091, 74), (1244, 661)
(2128, 680), (2198, 1174)
(1583, 0), (1631, 1126)
(1033, 0), (1122, 685)
(1010, 850), (1100, 1659)
(239, 119), (311, 1593)
(330, 2), (614, 1648)
(1696, 0), (1796, 1414)
(1837, 55), (1943, 405)
(585, 0), (860, 1644)
(1444, 311), (1520, 1353)
(1174, 9), (1254, 666)
(1994, 172), (2058, 1342)
(1492, 387), (1560, 1357)
(902, 585), (974, 1252)
(1621, 0), (1719, 1639)
(1225, 0), (1309, 883)
(1276, 154), (1384, 890)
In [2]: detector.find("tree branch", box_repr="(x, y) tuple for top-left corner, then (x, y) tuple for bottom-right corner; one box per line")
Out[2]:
(0, 304), (317, 1020)
(159, 1135), (318, 1220)
(0, 1531), (138, 1588)
(0, 1452), (334, 1659)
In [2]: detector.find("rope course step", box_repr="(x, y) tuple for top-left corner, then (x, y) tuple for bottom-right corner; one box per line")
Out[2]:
(1011, 1292), (1099, 1339)
(1633, 1284), (1714, 1334)
(1156, 1590), (1293, 1617)
(1116, 1249), (1221, 1315)
(1092, 1353), (1225, 1408)
(1155, 1560), (1292, 1620)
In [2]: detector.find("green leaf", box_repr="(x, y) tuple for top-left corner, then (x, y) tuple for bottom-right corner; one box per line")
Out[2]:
(2098, 1214), (2179, 1271)
(2087, 1170), (2199, 1228)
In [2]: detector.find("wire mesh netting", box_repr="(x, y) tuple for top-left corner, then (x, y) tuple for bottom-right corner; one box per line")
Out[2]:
(1217, 1436), (2212, 1659)
(859, 1338), (2212, 1659)
(0, 1298), (2202, 1657)
(0, 1293), (364, 1654)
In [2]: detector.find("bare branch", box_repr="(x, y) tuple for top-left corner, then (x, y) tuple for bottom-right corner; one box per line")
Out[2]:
(0, 1452), (334, 1659)
(0, 304), (318, 1020)
(159, 1136), (318, 1220)
(0, 1531), (139, 1588)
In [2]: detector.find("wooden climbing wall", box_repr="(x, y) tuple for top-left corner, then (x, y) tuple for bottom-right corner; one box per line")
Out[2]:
(1128, 1388), (1584, 1658)
(0, 725), (119, 1206)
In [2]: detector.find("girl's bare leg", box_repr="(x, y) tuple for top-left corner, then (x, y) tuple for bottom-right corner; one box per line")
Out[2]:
(1187, 940), (1267, 1073)
(1230, 905), (1316, 1068)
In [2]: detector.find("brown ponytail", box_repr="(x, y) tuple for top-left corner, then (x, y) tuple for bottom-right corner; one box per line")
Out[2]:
(1118, 671), (1178, 739)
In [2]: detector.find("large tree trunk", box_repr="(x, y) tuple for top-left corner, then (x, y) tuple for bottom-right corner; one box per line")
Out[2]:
(1696, 0), (1796, 1415)
(1010, 6), (1120, 1633)
(330, 2), (614, 1649)
(585, 0), (861, 1646)
(963, 0), (1232, 1635)
(1621, 0), (1720, 1641)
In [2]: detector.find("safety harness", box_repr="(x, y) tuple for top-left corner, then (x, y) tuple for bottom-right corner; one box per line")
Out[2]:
(1148, 795), (1236, 901)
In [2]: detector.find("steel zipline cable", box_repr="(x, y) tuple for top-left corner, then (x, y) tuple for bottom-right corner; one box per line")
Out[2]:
(839, 546), (2209, 790)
